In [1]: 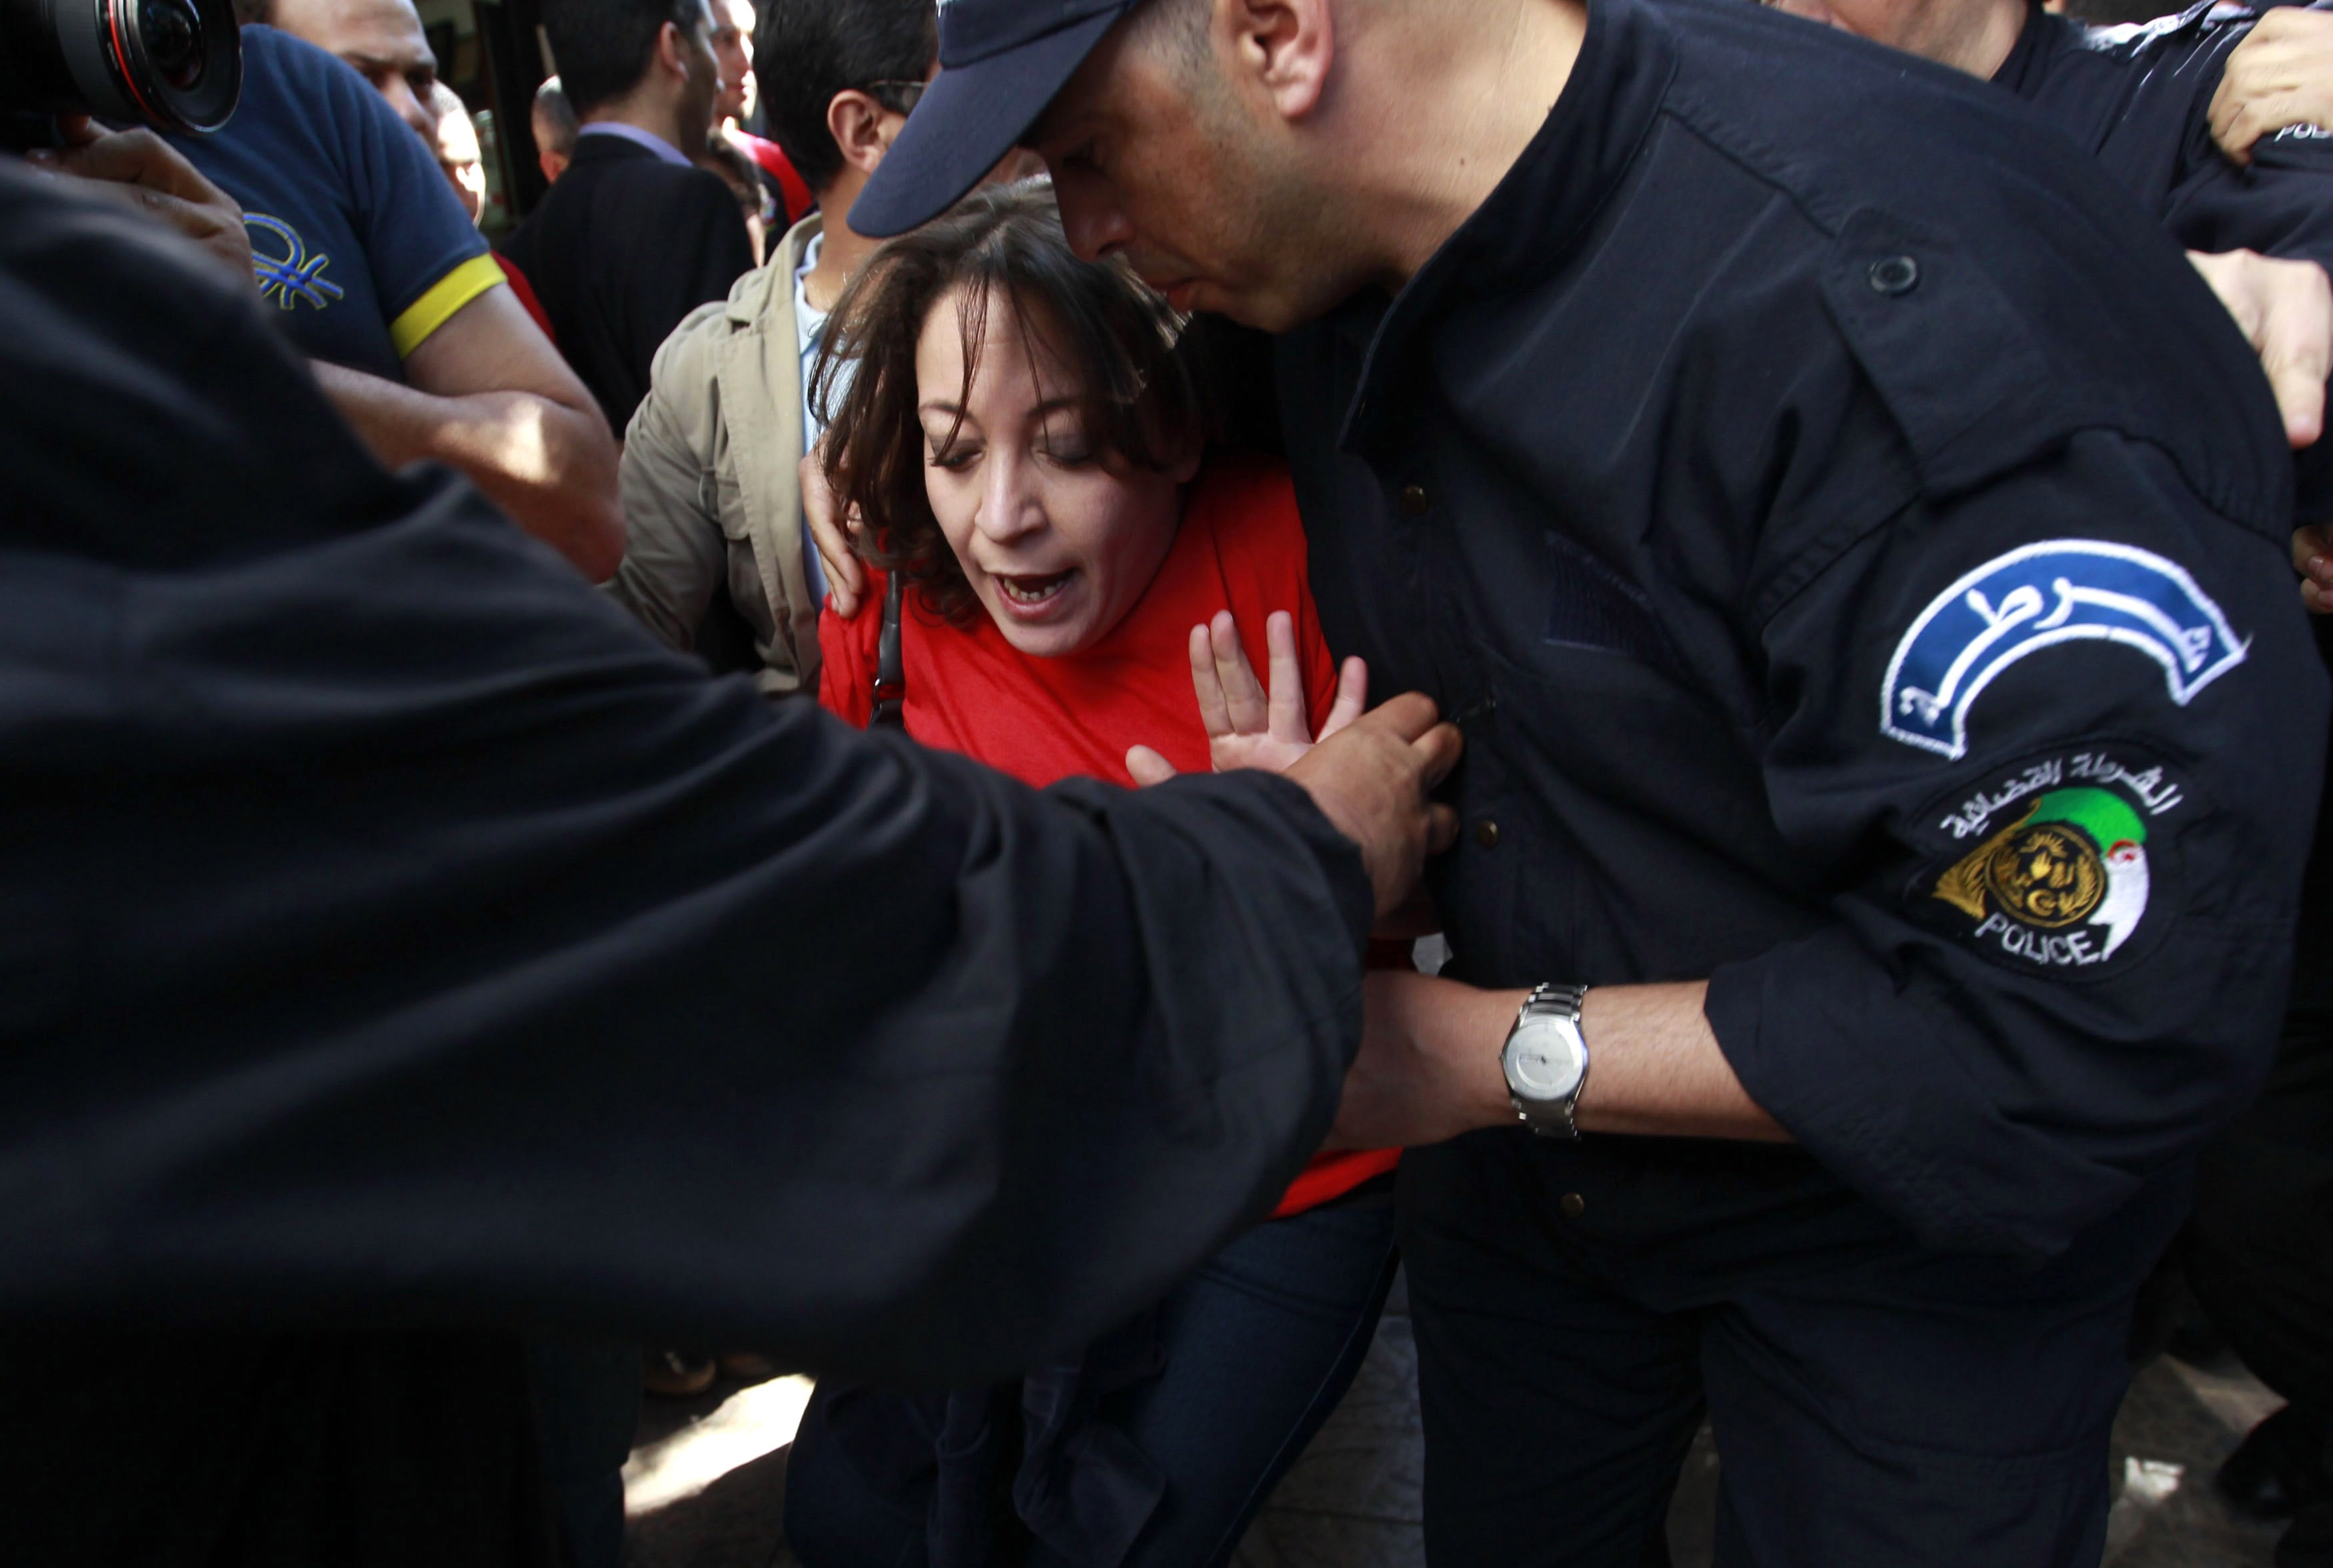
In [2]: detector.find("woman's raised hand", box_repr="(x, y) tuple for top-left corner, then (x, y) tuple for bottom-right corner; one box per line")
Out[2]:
(801, 443), (869, 617)
(1126, 610), (1367, 784)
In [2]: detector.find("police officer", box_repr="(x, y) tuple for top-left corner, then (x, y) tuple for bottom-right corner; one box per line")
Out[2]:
(849, 0), (2326, 1559)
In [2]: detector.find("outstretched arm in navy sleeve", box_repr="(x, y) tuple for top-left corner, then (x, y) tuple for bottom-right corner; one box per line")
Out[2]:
(0, 165), (1438, 1385)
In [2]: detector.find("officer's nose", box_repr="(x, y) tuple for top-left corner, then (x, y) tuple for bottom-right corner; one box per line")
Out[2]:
(1051, 167), (1132, 262)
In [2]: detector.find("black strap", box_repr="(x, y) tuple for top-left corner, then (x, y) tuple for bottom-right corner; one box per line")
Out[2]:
(871, 572), (906, 729)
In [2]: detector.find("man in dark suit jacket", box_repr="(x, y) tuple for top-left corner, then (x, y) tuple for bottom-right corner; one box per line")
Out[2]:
(502, 0), (755, 432)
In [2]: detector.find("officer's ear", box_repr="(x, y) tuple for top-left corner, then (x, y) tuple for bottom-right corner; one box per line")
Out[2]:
(1220, 0), (1334, 123)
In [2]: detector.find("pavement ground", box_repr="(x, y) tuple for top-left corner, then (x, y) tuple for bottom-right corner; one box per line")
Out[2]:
(622, 1271), (2289, 1568)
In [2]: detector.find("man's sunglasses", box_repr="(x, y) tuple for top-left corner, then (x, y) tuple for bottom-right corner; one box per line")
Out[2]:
(865, 80), (928, 115)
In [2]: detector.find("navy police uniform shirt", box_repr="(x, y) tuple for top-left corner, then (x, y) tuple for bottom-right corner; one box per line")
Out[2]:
(1281, 0), (2326, 1271)
(171, 26), (503, 381)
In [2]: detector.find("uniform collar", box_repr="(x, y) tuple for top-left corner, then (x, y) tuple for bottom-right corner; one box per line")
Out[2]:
(1335, 0), (1676, 454)
(1990, 1), (2065, 97)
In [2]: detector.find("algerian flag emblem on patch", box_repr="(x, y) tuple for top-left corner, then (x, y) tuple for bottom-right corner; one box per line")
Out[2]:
(1932, 786), (2151, 967)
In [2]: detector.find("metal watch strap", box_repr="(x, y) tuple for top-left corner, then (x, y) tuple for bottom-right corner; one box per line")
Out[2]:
(1508, 982), (1589, 1140)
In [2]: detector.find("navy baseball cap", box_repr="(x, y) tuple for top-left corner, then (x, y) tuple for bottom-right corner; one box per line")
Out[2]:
(850, 0), (1139, 238)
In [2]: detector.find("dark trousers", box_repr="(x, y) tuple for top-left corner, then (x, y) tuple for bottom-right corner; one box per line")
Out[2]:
(2188, 1007), (2333, 1409)
(786, 1193), (1398, 1568)
(1398, 1130), (2163, 1568)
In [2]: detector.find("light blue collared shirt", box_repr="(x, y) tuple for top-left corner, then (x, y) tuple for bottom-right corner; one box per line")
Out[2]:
(576, 121), (691, 167)
(795, 232), (842, 607)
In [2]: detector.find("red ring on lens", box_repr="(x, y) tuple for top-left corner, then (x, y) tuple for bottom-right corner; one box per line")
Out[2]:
(106, 0), (172, 128)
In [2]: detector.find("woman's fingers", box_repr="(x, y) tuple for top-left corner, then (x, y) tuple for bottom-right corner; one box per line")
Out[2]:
(1210, 610), (1270, 736)
(800, 446), (866, 617)
(1318, 656), (1369, 741)
(1192, 608), (1367, 756)
(1262, 611), (1310, 742)
(1188, 622), (1234, 736)
(1126, 746), (1178, 786)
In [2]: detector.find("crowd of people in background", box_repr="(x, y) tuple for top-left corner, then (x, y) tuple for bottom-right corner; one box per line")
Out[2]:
(11, 0), (2333, 1563)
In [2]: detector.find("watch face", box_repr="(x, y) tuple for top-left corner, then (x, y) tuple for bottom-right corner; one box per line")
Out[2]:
(1506, 1019), (1584, 1101)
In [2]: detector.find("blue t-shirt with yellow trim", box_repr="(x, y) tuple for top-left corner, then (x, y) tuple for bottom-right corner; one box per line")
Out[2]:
(171, 26), (501, 381)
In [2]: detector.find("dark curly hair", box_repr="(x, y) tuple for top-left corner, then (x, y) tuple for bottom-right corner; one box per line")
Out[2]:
(812, 180), (1210, 627)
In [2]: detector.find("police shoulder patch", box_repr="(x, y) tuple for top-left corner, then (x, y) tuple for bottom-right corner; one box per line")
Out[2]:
(1914, 744), (2192, 974)
(1881, 540), (2247, 759)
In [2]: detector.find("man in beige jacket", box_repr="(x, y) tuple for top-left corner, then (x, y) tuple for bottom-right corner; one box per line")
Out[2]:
(612, 0), (940, 694)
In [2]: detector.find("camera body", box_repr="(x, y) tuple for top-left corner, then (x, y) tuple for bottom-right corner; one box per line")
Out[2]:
(1, 0), (241, 145)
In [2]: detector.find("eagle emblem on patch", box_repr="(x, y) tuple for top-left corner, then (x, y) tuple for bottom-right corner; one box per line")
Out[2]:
(1919, 749), (2187, 972)
(1934, 787), (2150, 964)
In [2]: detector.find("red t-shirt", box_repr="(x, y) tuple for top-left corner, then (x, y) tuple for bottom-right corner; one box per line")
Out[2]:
(821, 452), (1400, 1216)
(495, 253), (557, 348)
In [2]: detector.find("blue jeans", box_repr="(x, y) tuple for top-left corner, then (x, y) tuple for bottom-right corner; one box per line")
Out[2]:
(787, 1189), (1398, 1568)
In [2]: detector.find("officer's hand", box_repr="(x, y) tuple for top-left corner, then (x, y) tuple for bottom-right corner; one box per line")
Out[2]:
(2190, 249), (2332, 448)
(801, 442), (868, 617)
(23, 116), (253, 286)
(1282, 692), (1460, 920)
(1326, 970), (1516, 1150)
(2294, 524), (2333, 614)
(2210, 7), (2333, 166)
(1374, 883), (1442, 942)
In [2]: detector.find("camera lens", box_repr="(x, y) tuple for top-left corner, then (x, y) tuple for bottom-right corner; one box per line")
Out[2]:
(123, 0), (237, 127)
(140, 0), (205, 91)
(0, 0), (238, 134)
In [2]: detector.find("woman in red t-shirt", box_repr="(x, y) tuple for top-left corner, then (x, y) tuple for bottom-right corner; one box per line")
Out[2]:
(785, 183), (1400, 1568)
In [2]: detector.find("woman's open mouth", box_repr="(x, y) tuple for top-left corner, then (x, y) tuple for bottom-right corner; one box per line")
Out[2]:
(994, 570), (1077, 617)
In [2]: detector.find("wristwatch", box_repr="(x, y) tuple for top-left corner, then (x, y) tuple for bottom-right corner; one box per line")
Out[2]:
(1500, 982), (1590, 1139)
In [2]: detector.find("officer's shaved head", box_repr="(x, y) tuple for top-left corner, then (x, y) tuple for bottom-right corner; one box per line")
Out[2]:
(1027, 0), (1351, 331)
(1123, 0), (1212, 73)
(1027, 0), (1578, 334)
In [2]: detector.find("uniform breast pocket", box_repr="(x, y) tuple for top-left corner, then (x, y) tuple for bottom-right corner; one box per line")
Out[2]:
(1474, 640), (1796, 984)
(1538, 526), (1684, 670)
